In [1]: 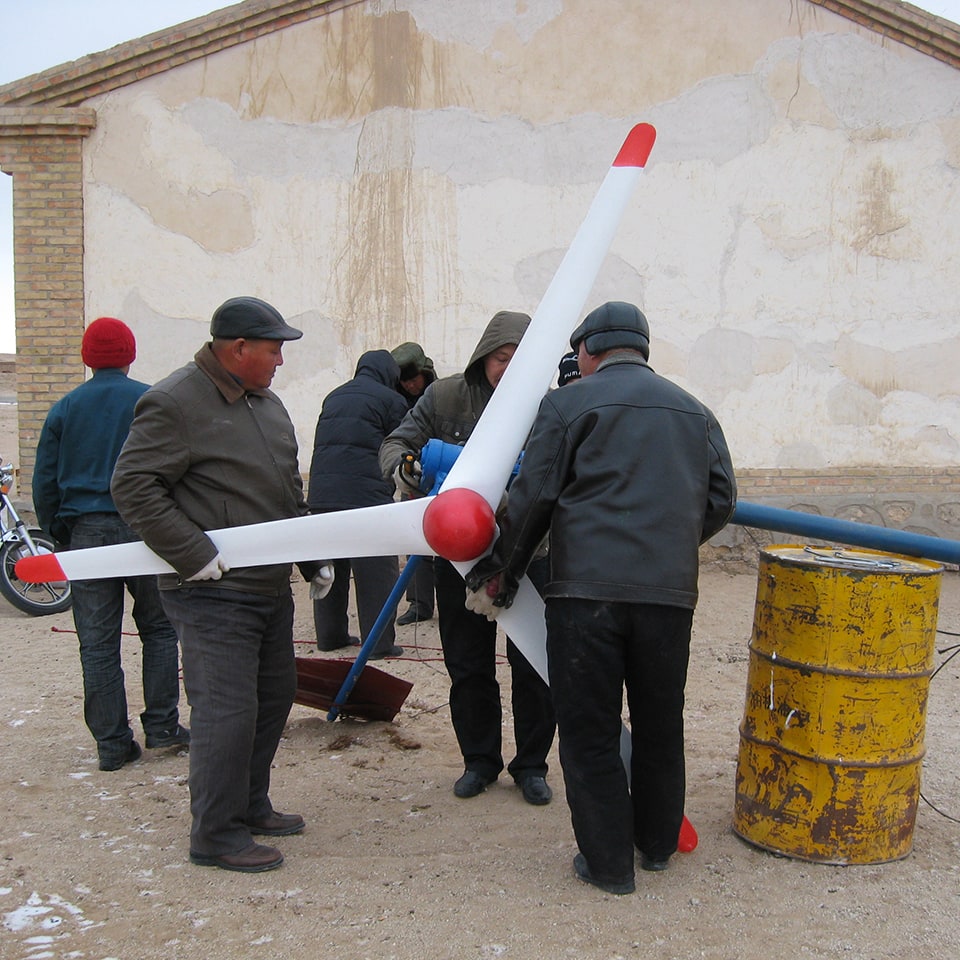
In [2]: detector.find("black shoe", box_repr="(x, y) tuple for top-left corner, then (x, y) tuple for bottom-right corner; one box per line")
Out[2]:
(99, 739), (142, 772)
(640, 853), (670, 872)
(518, 775), (552, 806)
(396, 604), (433, 626)
(146, 724), (191, 749)
(318, 636), (361, 652)
(573, 853), (635, 895)
(454, 770), (494, 798)
(248, 811), (305, 836)
(190, 843), (284, 873)
(369, 645), (404, 660)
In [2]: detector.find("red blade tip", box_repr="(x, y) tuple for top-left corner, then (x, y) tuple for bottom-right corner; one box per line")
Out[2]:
(613, 123), (657, 168)
(14, 553), (68, 584)
(678, 814), (699, 852)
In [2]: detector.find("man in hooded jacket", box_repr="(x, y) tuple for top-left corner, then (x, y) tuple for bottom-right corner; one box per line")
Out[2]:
(379, 311), (556, 806)
(390, 341), (439, 626)
(308, 350), (410, 658)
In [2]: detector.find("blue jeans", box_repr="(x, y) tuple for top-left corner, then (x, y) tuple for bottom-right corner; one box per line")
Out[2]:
(69, 513), (181, 764)
(159, 584), (296, 856)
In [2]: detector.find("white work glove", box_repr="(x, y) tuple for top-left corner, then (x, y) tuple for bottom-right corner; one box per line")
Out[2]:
(187, 553), (230, 581)
(309, 564), (335, 600)
(392, 456), (423, 497)
(465, 575), (502, 622)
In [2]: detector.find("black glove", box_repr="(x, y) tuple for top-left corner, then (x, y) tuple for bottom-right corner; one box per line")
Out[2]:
(297, 559), (321, 581)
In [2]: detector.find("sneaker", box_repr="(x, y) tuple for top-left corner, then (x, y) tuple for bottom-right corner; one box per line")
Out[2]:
(99, 739), (142, 772)
(189, 843), (284, 873)
(396, 604), (433, 626)
(573, 853), (635, 895)
(318, 636), (361, 652)
(369, 645), (404, 660)
(518, 775), (552, 806)
(248, 811), (305, 836)
(146, 724), (191, 749)
(453, 770), (494, 798)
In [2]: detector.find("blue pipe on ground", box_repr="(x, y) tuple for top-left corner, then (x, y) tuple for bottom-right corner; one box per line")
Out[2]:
(733, 501), (960, 566)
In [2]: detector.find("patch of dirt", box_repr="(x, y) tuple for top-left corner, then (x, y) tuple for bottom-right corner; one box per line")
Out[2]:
(2, 564), (958, 959)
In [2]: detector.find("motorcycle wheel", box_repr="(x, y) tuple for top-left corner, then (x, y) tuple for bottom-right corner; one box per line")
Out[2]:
(0, 529), (73, 616)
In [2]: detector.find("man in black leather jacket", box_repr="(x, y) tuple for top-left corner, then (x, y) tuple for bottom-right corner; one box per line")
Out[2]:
(466, 301), (736, 895)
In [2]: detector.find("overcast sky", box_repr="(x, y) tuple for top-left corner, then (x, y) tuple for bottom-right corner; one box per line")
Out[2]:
(2, 0), (960, 353)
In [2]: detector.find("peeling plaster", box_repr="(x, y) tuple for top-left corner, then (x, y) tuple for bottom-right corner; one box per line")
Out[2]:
(393, 0), (563, 49)
(799, 32), (960, 129)
(76, 0), (960, 473)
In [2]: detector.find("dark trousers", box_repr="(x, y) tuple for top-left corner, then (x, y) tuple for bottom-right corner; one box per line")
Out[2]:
(434, 557), (555, 782)
(545, 598), (692, 884)
(404, 556), (435, 613)
(313, 555), (400, 654)
(160, 585), (296, 856)
(69, 513), (181, 765)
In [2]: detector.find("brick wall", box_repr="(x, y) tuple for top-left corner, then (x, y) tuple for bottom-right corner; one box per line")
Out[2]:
(0, 108), (95, 490)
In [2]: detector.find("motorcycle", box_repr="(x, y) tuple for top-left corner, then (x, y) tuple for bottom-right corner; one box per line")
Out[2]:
(0, 459), (72, 615)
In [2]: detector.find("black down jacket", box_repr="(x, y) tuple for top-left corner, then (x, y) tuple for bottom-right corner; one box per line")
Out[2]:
(307, 350), (410, 512)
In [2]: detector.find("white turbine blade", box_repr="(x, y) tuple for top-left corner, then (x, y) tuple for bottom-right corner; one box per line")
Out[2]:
(16, 498), (433, 583)
(441, 123), (657, 507)
(476, 573), (549, 682)
(18, 123), (656, 587)
(211, 497), (433, 565)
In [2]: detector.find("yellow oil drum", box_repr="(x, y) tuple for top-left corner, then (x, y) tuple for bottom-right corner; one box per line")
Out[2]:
(733, 545), (942, 864)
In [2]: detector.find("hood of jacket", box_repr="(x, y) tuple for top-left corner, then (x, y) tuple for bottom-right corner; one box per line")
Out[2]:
(391, 341), (437, 386)
(354, 349), (401, 389)
(464, 311), (531, 386)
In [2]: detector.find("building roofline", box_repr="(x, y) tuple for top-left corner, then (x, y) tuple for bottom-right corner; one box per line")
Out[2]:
(0, 0), (958, 111)
(810, 0), (960, 69)
(0, 0), (366, 109)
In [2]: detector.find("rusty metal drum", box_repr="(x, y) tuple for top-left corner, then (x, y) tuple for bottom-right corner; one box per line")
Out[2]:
(733, 545), (942, 864)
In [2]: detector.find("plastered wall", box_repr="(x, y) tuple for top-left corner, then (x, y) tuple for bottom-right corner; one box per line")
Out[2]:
(72, 0), (960, 522)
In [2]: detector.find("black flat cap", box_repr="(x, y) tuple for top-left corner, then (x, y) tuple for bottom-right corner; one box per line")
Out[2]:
(210, 296), (303, 341)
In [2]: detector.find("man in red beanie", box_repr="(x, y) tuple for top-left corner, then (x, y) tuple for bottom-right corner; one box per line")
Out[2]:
(33, 317), (188, 772)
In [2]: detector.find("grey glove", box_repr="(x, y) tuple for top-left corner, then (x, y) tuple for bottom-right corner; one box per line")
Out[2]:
(187, 552), (230, 581)
(464, 556), (520, 612)
(309, 564), (335, 600)
(392, 456), (423, 497)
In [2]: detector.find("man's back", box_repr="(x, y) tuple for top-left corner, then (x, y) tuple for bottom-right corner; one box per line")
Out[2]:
(503, 357), (736, 608)
(33, 370), (148, 537)
(308, 350), (408, 511)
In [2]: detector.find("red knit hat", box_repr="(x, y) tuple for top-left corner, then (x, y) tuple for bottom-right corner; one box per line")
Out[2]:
(81, 317), (136, 369)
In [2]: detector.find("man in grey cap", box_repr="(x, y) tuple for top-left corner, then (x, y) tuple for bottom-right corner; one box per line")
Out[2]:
(465, 301), (736, 895)
(112, 296), (333, 873)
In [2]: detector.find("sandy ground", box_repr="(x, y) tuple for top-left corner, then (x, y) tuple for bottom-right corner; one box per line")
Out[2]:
(3, 386), (960, 959)
(1, 561), (959, 960)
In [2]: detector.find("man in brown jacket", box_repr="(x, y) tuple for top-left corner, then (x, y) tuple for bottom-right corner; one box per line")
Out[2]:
(112, 297), (330, 873)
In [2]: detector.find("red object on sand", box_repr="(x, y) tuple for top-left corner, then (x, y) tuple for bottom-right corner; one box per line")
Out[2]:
(678, 815), (699, 853)
(294, 657), (412, 722)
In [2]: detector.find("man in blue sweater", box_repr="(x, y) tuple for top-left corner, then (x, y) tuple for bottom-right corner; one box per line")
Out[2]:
(33, 317), (188, 771)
